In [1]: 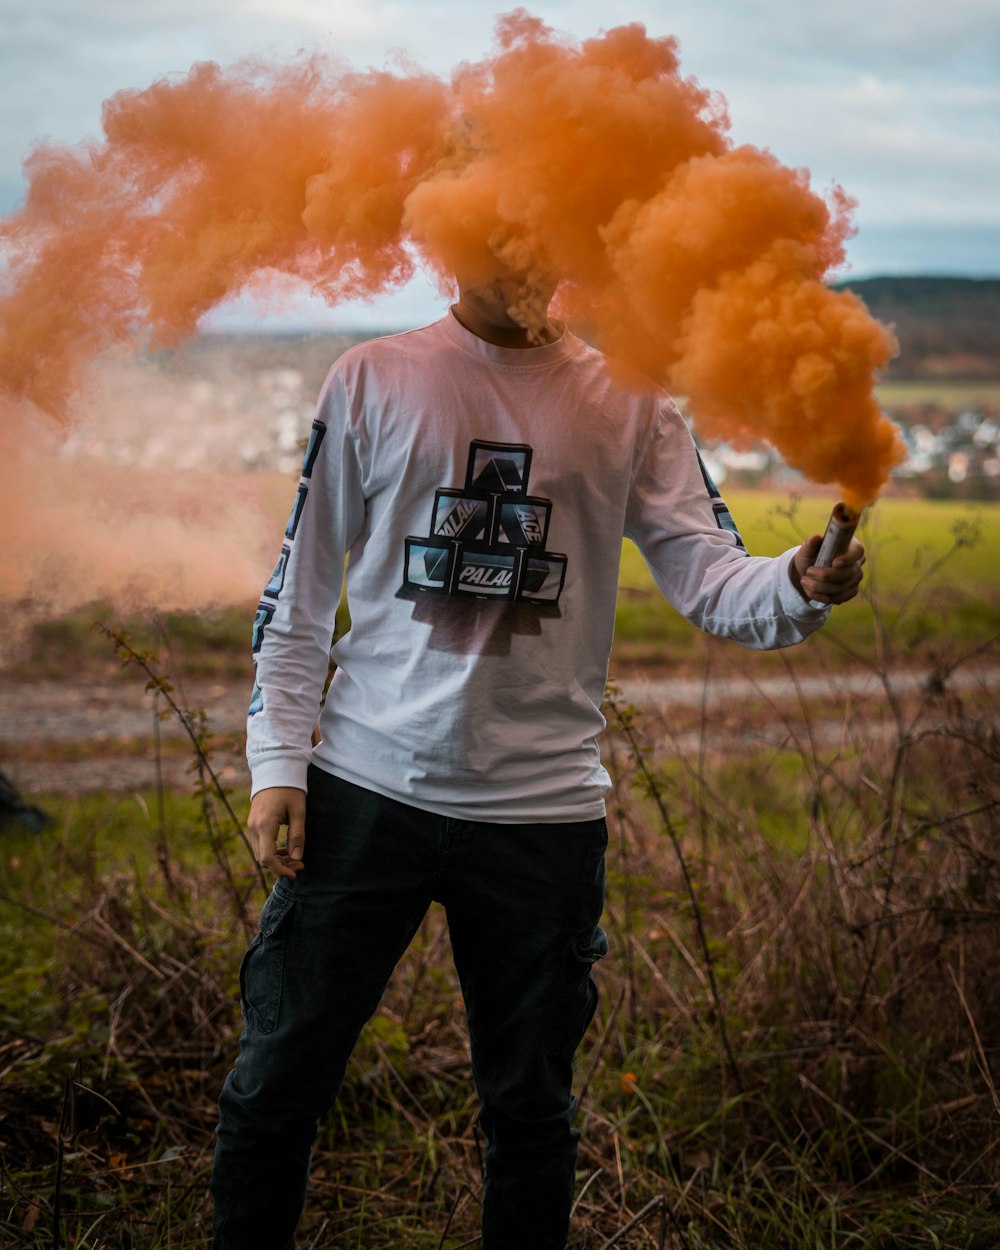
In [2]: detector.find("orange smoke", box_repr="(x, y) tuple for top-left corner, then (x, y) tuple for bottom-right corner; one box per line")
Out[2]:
(0, 374), (286, 660)
(2, 12), (903, 547)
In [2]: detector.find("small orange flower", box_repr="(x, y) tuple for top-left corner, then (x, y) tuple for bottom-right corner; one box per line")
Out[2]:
(620, 1071), (638, 1093)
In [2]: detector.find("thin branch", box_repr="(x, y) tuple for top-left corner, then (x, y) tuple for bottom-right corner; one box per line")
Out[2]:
(605, 688), (744, 1098)
(98, 624), (267, 897)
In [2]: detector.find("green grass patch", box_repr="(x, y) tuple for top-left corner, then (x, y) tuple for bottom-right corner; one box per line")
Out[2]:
(615, 492), (1000, 661)
(875, 378), (1000, 408)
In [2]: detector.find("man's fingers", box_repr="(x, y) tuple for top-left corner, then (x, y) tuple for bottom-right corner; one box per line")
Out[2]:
(247, 788), (307, 879)
(829, 543), (866, 575)
(800, 534), (823, 563)
(800, 537), (866, 605)
(252, 820), (296, 880)
(802, 563), (865, 604)
(286, 791), (306, 863)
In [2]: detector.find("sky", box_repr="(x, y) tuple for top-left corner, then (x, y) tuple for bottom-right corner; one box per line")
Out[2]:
(2, 0), (998, 333)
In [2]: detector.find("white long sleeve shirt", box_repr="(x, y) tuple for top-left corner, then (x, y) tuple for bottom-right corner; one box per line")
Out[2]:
(247, 310), (829, 820)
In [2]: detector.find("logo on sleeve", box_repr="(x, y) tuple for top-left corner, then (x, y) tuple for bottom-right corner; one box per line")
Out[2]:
(697, 452), (747, 552)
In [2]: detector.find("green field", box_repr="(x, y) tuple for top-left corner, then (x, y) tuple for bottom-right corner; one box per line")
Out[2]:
(615, 491), (1000, 663)
(875, 378), (1000, 408)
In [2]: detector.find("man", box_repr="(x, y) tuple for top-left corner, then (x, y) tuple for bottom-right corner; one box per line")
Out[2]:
(210, 273), (865, 1249)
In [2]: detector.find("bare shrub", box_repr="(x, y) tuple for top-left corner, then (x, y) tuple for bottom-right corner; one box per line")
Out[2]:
(2, 589), (998, 1247)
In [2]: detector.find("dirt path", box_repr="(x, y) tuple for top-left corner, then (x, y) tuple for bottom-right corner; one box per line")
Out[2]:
(0, 677), (252, 796)
(1, 661), (997, 795)
(614, 664), (1000, 753)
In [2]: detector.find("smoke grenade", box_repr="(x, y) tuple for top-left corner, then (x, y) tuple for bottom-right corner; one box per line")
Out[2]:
(815, 502), (862, 568)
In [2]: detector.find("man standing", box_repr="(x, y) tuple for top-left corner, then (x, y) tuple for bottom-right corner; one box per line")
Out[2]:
(210, 274), (865, 1249)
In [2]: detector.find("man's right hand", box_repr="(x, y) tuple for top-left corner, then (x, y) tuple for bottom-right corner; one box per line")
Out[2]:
(247, 787), (307, 880)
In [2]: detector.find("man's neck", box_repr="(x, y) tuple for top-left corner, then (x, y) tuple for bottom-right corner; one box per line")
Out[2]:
(452, 287), (560, 349)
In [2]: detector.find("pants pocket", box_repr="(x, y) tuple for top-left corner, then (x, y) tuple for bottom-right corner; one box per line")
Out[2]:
(543, 924), (609, 1060)
(239, 886), (296, 1035)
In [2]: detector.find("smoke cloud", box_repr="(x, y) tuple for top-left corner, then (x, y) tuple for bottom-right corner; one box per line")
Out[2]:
(0, 375), (286, 659)
(1, 9), (905, 626)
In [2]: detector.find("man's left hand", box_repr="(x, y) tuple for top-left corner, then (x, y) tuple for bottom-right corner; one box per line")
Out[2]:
(791, 535), (866, 606)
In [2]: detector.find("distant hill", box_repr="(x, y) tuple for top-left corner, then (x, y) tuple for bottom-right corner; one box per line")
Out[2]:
(832, 276), (1000, 378)
(168, 277), (998, 384)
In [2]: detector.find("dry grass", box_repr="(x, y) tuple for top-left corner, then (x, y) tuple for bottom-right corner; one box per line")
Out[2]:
(1, 626), (999, 1247)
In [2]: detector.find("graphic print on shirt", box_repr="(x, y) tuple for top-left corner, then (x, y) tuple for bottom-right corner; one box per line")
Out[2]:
(248, 418), (327, 716)
(696, 451), (747, 552)
(401, 440), (567, 605)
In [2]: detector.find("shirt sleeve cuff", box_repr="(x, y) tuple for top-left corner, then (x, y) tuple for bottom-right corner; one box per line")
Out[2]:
(249, 752), (311, 799)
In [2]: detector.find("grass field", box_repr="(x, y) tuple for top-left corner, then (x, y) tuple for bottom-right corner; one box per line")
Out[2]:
(617, 491), (999, 663)
(875, 378), (1000, 409)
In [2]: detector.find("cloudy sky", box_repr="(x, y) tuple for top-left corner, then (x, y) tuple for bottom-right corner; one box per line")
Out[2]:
(2, 0), (998, 332)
